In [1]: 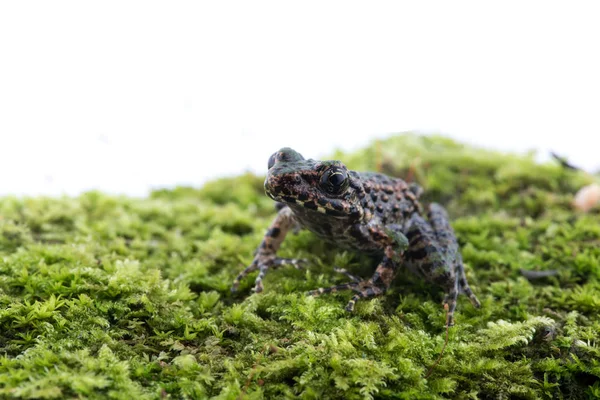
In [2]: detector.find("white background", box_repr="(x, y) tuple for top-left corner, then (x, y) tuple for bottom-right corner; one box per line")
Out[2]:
(1, 1), (599, 197)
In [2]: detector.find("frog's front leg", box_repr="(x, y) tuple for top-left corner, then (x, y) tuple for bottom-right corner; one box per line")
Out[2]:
(232, 206), (305, 293)
(308, 225), (408, 312)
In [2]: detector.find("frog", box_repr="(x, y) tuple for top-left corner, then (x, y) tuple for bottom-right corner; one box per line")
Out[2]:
(231, 148), (481, 326)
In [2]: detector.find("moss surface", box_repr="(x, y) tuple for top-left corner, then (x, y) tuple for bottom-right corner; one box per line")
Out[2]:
(1, 134), (599, 399)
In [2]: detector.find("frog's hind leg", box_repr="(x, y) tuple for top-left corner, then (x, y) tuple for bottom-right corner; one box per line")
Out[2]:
(403, 213), (455, 326)
(456, 253), (481, 308)
(427, 203), (480, 324)
(441, 278), (460, 327)
(442, 256), (480, 326)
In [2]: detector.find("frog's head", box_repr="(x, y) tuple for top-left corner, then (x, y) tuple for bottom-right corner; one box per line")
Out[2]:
(264, 148), (365, 220)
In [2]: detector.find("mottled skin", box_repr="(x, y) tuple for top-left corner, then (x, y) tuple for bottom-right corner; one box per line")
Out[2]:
(232, 148), (481, 326)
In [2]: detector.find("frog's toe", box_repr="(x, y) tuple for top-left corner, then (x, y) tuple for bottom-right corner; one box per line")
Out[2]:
(308, 279), (386, 313)
(252, 262), (277, 293)
(439, 303), (456, 327)
(234, 257), (308, 294)
(446, 314), (455, 327)
(253, 278), (265, 293)
(272, 257), (307, 270)
(333, 267), (361, 282)
(345, 284), (386, 312)
(345, 299), (357, 312)
(442, 292), (458, 327)
(459, 284), (481, 308)
(231, 261), (259, 293)
(307, 282), (360, 297)
(468, 293), (481, 308)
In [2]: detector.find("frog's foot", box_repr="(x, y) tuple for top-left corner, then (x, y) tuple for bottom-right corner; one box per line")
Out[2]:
(441, 262), (482, 326)
(440, 287), (480, 327)
(308, 277), (387, 312)
(458, 265), (481, 309)
(309, 257), (396, 311)
(343, 281), (387, 312)
(231, 257), (307, 293)
(306, 267), (361, 297)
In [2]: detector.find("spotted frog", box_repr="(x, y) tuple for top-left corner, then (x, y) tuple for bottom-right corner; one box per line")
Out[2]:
(232, 148), (480, 326)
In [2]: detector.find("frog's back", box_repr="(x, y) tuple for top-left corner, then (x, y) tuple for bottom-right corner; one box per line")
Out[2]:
(356, 171), (422, 226)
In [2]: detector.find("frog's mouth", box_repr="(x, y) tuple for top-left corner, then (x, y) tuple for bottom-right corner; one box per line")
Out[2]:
(267, 191), (349, 217)
(265, 184), (365, 220)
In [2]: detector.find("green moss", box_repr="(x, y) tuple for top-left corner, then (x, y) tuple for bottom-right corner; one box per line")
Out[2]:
(1, 134), (599, 399)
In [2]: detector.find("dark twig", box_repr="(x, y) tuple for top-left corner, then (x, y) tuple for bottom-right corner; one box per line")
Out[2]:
(550, 152), (581, 171)
(520, 268), (559, 280)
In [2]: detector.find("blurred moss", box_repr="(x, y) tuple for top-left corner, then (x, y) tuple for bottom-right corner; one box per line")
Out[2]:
(0, 134), (599, 399)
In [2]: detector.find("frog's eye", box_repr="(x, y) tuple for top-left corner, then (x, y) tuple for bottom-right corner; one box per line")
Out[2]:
(320, 167), (349, 195)
(268, 153), (277, 169)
